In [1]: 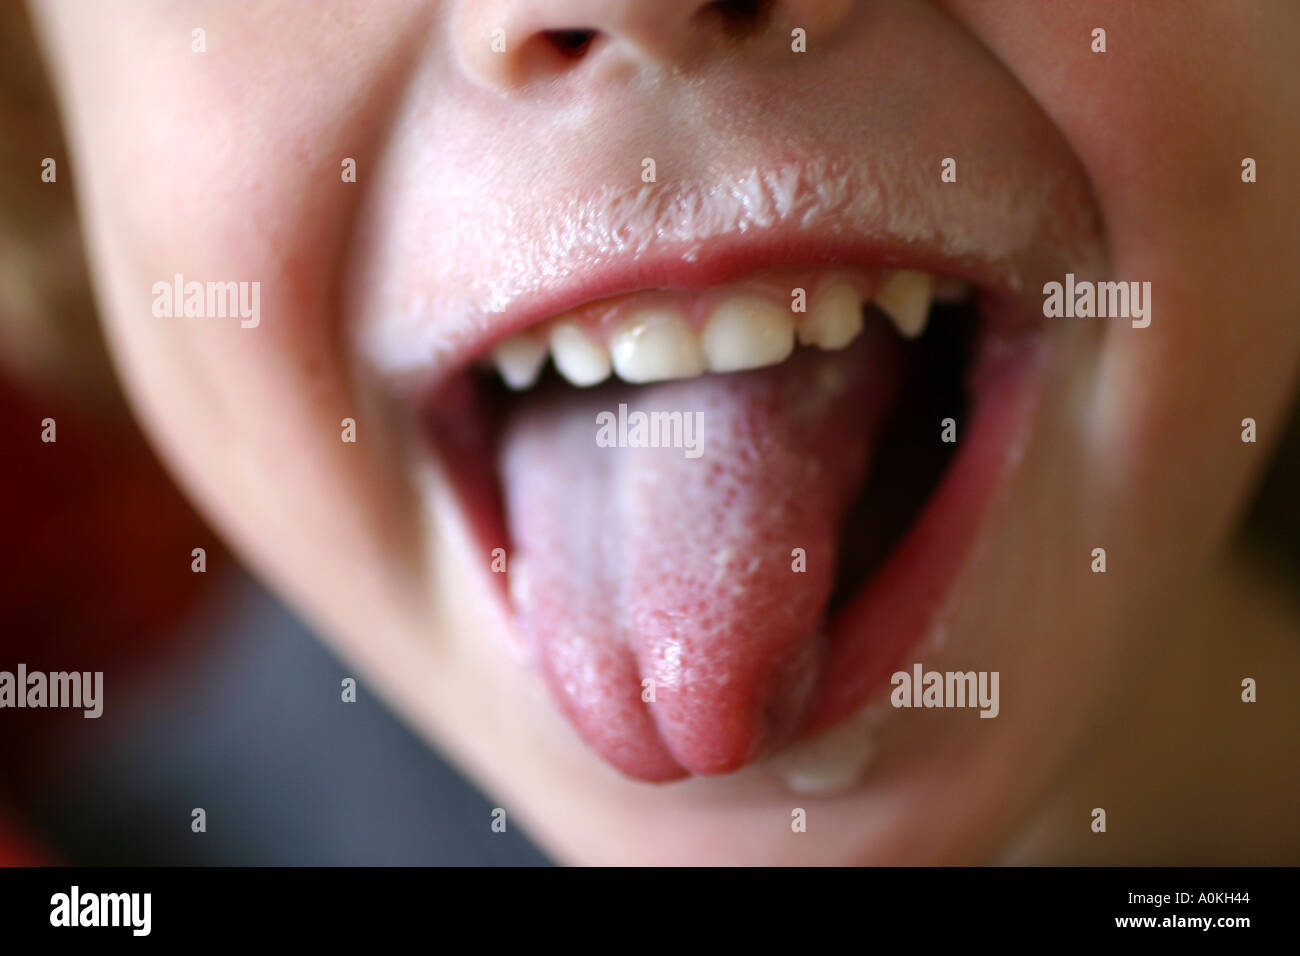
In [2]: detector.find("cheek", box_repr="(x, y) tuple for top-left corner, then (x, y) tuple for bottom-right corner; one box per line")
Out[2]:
(948, 0), (1300, 545)
(41, 0), (438, 638)
(44, 0), (435, 374)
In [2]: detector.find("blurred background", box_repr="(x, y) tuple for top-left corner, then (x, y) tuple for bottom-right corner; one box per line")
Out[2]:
(0, 4), (548, 866)
(1, 4), (1295, 867)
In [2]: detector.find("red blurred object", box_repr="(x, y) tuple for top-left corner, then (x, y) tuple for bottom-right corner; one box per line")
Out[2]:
(0, 803), (48, 865)
(3, 378), (210, 646)
(0, 369), (223, 769)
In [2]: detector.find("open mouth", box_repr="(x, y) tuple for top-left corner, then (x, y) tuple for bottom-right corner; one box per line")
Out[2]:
(419, 252), (1049, 784)
(340, 0), (1109, 803)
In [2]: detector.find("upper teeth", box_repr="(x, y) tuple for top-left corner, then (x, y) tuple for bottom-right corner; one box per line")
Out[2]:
(797, 280), (863, 350)
(702, 297), (796, 373)
(490, 332), (548, 390)
(548, 322), (611, 387)
(493, 269), (957, 389)
(610, 310), (706, 383)
(871, 270), (934, 340)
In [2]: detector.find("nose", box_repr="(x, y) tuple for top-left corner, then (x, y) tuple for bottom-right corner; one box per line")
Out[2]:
(452, 0), (853, 92)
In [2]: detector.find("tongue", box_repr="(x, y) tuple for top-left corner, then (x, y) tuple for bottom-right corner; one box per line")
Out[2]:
(499, 331), (900, 780)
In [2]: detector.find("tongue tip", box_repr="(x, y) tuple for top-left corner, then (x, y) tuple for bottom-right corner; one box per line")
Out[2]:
(611, 753), (692, 783)
(613, 727), (764, 779)
(646, 659), (822, 778)
(666, 738), (766, 777)
(576, 720), (691, 782)
(577, 692), (769, 781)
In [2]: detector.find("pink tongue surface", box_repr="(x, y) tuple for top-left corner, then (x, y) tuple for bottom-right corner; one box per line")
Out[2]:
(500, 333), (899, 780)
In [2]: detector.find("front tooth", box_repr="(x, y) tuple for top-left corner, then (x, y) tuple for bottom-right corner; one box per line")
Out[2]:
(798, 282), (864, 350)
(549, 321), (612, 387)
(610, 309), (705, 383)
(491, 332), (548, 390)
(873, 270), (934, 339)
(702, 297), (795, 372)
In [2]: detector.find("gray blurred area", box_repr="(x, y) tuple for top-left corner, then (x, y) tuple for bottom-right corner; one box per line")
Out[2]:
(21, 574), (552, 866)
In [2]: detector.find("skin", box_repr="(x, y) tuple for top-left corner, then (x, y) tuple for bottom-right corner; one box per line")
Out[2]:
(27, 0), (1300, 864)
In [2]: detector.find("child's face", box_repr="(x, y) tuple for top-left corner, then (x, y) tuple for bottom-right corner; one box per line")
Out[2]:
(33, 0), (1300, 863)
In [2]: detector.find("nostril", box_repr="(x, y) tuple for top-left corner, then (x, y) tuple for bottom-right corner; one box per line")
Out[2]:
(542, 28), (599, 60)
(698, 0), (775, 39)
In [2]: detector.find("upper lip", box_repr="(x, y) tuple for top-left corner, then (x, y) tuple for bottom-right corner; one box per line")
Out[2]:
(356, 156), (1105, 400)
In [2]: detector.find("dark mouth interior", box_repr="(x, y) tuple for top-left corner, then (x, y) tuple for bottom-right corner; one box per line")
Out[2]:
(449, 296), (978, 618)
(827, 300), (974, 615)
